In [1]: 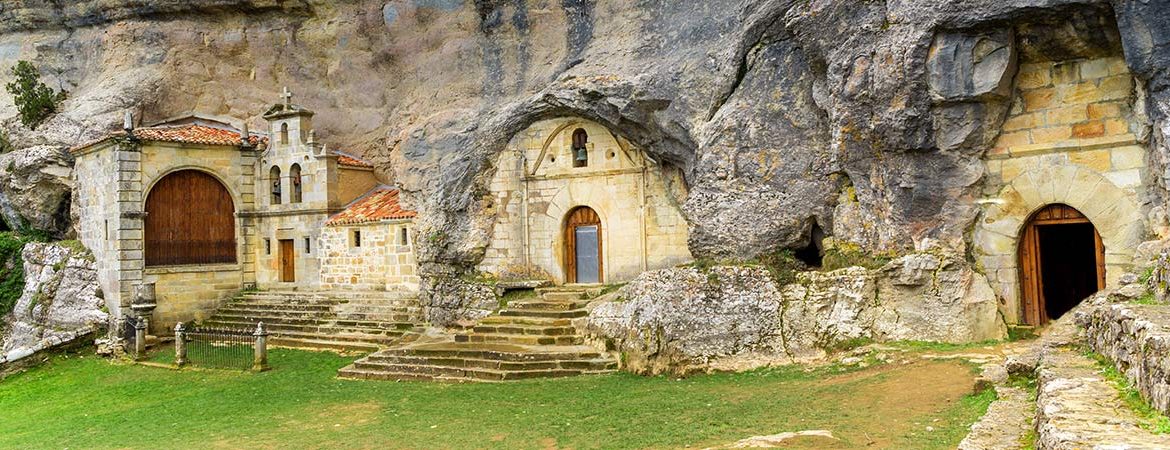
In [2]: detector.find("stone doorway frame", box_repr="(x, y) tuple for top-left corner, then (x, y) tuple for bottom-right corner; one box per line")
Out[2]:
(973, 165), (1144, 324)
(1018, 203), (1106, 325)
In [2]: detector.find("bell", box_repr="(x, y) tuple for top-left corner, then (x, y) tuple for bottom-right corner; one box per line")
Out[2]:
(574, 147), (588, 163)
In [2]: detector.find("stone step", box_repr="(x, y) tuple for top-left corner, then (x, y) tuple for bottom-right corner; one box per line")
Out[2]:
(222, 302), (336, 312)
(454, 333), (584, 346)
(363, 353), (617, 372)
(260, 328), (406, 345)
(376, 345), (606, 361)
(215, 309), (421, 324)
(270, 336), (382, 353)
(237, 294), (336, 304)
(208, 313), (419, 329)
(506, 301), (590, 312)
(204, 319), (415, 337)
(499, 309), (588, 319)
(470, 324), (578, 336)
(538, 291), (589, 301)
(477, 316), (573, 327)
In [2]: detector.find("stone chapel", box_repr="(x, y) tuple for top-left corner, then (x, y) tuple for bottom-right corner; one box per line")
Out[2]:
(70, 90), (419, 333)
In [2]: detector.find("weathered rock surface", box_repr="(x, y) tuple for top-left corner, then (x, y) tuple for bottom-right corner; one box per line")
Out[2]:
(581, 252), (1006, 374)
(0, 1), (1160, 284)
(0, 145), (74, 236)
(0, 242), (105, 365)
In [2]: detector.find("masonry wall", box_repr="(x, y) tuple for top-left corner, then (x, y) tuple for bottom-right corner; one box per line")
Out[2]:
(319, 221), (419, 291)
(478, 118), (692, 284)
(975, 55), (1152, 323)
(338, 167), (381, 205)
(252, 213), (328, 289)
(145, 265), (242, 330)
(72, 142), (123, 317)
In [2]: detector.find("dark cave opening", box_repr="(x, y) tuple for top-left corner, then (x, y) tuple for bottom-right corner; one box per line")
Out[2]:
(795, 222), (825, 268)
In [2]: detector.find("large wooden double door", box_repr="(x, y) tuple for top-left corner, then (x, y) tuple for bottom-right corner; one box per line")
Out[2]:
(1018, 204), (1105, 325)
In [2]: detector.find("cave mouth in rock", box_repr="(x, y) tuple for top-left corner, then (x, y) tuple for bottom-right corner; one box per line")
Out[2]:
(0, 219), (9, 232)
(1019, 204), (1104, 325)
(795, 222), (825, 268)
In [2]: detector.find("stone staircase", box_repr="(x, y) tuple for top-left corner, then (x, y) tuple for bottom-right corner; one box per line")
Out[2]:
(202, 290), (423, 352)
(339, 286), (618, 382)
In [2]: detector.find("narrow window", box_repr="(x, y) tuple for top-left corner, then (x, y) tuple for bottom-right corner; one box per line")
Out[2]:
(280, 123), (289, 145)
(264, 238), (271, 255)
(572, 128), (589, 168)
(352, 229), (362, 248)
(399, 227), (409, 246)
(104, 219), (109, 240)
(290, 164), (303, 204)
(304, 236), (311, 253)
(270, 166), (282, 204)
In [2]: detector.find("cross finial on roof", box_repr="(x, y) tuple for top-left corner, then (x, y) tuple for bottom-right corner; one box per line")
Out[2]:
(281, 86), (293, 106)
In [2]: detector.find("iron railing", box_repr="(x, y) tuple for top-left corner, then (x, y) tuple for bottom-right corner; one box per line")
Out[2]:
(174, 322), (269, 371)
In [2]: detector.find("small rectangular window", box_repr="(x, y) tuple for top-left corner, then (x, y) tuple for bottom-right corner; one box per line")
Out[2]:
(304, 237), (311, 253)
(352, 230), (362, 248)
(265, 238), (271, 255)
(399, 227), (409, 246)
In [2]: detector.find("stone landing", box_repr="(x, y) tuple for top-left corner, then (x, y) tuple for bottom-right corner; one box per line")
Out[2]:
(202, 290), (423, 352)
(339, 287), (618, 382)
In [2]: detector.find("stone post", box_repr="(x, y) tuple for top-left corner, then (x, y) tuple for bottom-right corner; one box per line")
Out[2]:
(174, 322), (187, 367)
(253, 322), (269, 372)
(133, 317), (147, 360)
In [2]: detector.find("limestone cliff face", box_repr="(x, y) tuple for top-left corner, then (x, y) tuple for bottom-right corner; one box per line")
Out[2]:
(0, 0), (1166, 275)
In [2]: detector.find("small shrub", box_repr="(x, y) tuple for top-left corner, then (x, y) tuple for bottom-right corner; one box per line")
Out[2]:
(6, 61), (67, 130)
(821, 242), (893, 271)
(0, 128), (13, 154)
(758, 249), (804, 286)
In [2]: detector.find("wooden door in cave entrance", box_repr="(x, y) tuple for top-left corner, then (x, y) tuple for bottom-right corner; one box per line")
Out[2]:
(1018, 204), (1105, 325)
(279, 239), (296, 282)
(565, 206), (602, 284)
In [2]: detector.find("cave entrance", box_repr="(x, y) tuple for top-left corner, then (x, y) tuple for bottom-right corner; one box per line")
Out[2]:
(1018, 204), (1104, 325)
(795, 222), (825, 268)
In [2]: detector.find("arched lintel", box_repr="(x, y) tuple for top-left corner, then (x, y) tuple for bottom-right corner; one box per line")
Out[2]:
(143, 166), (241, 211)
(529, 118), (644, 176)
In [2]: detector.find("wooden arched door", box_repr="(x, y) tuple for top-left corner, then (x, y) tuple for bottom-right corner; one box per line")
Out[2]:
(565, 206), (602, 284)
(1018, 204), (1105, 325)
(145, 170), (237, 266)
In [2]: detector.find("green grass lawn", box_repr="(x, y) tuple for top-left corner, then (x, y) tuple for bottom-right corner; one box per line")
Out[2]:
(0, 348), (993, 449)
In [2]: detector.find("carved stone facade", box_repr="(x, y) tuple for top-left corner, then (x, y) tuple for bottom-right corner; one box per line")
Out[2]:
(478, 118), (692, 284)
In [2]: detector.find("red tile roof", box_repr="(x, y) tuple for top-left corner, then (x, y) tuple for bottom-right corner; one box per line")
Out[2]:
(332, 151), (374, 168)
(326, 187), (416, 226)
(70, 124), (264, 153)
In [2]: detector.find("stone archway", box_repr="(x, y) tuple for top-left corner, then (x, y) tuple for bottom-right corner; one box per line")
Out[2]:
(974, 164), (1143, 323)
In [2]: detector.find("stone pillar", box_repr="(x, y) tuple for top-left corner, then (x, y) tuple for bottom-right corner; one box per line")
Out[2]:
(133, 317), (147, 360)
(114, 139), (145, 329)
(174, 322), (187, 367)
(252, 322), (269, 372)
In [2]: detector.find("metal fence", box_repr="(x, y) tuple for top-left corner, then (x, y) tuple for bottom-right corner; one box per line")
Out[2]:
(175, 322), (269, 371)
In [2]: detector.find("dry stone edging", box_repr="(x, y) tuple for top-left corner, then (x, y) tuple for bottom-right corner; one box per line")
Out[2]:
(1077, 301), (1170, 416)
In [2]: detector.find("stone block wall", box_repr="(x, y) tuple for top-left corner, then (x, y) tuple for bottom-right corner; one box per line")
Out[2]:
(319, 221), (419, 291)
(975, 55), (1152, 323)
(253, 212), (327, 289)
(145, 264), (242, 333)
(478, 117), (692, 284)
(72, 142), (122, 316)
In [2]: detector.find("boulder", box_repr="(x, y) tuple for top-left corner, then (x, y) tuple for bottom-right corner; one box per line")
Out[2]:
(582, 252), (1006, 374)
(0, 145), (73, 237)
(1, 241), (106, 365)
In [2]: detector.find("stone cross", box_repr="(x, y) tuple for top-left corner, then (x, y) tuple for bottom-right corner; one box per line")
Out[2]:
(281, 86), (293, 106)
